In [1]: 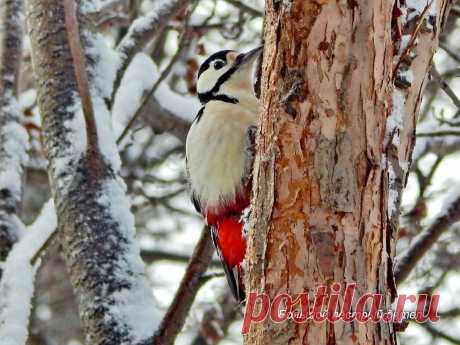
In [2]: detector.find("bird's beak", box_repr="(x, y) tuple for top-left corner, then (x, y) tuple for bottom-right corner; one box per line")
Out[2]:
(237, 45), (264, 67)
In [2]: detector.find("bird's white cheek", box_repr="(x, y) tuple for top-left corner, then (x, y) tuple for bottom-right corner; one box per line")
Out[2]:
(197, 70), (218, 94)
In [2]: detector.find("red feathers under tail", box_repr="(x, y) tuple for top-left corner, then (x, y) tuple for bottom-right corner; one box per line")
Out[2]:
(210, 217), (246, 302)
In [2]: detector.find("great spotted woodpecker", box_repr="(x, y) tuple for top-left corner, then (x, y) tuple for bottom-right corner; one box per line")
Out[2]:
(185, 47), (263, 302)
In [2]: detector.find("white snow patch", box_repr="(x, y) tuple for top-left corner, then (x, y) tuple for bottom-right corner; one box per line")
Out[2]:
(52, 98), (87, 193)
(98, 178), (160, 341)
(94, 96), (123, 172)
(118, 0), (173, 54)
(87, 32), (121, 100)
(18, 89), (37, 111)
(400, 69), (414, 84)
(0, 200), (57, 345)
(387, 164), (399, 219)
(112, 53), (199, 143)
(384, 89), (409, 219)
(112, 54), (156, 140)
(0, 98), (29, 202)
(385, 89), (406, 147)
(406, 0), (436, 24)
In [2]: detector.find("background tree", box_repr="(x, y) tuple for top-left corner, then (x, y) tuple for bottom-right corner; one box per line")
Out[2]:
(0, 0), (459, 344)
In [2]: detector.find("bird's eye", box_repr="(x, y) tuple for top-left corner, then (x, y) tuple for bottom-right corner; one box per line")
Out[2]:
(213, 60), (225, 70)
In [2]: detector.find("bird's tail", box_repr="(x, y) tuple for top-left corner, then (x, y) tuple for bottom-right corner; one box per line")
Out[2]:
(211, 217), (246, 303)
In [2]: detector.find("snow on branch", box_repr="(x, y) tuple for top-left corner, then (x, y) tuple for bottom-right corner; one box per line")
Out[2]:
(111, 0), (192, 105)
(27, 0), (161, 343)
(0, 0), (29, 265)
(112, 53), (199, 145)
(0, 200), (57, 345)
(384, 0), (446, 225)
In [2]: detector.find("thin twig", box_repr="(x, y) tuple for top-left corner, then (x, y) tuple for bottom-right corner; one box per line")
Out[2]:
(137, 87), (191, 142)
(440, 42), (460, 63)
(116, 27), (192, 144)
(394, 0), (434, 75)
(431, 66), (460, 114)
(190, 289), (240, 345)
(225, 0), (263, 17)
(417, 322), (460, 345)
(141, 248), (221, 267)
(63, 0), (99, 150)
(416, 130), (460, 137)
(152, 226), (215, 345)
(395, 195), (460, 284)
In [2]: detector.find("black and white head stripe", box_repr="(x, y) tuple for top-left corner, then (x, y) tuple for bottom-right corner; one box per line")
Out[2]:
(197, 50), (233, 78)
(198, 52), (246, 104)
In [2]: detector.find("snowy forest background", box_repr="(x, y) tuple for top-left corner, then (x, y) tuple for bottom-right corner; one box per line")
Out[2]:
(0, 0), (460, 344)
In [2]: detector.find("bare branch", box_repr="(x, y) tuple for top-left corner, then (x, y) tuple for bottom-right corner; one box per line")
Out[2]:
(417, 322), (460, 345)
(63, 0), (99, 150)
(431, 66), (460, 113)
(440, 42), (460, 63)
(190, 290), (240, 345)
(140, 248), (221, 267)
(395, 195), (460, 284)
(225, 0), (263, 17)
(417, 130), (460, 137)
(152, 226), (214, 345)
(140, 96), (191, 142)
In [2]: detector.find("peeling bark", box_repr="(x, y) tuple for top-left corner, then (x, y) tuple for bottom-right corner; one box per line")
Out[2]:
(245, 1), (451, 344)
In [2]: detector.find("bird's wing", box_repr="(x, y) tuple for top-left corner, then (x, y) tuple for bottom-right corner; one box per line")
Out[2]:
(185, 108), (206, 214)
(243, 125), (257, 186)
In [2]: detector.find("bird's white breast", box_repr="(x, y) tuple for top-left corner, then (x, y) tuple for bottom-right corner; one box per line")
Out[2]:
(186, 100), (258, 211)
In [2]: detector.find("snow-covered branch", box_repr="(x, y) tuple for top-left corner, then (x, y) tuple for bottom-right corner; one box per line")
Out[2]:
(112, 53), (199, 145)
(0, 0), (29, 273)
(138, 96), (191, 142)
(0, 200), (57, 345)
(111, 0), (192, 105)
(384, 0), (451, 230)
(27, 0), (160, 343)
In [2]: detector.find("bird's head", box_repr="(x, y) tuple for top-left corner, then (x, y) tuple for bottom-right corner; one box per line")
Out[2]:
(196, 46), (263, 104)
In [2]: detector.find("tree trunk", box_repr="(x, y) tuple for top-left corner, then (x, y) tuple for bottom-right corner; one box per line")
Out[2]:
(27, 1), (159, 344)
(245, 1), (451, 344)
(0, 0), (28, 277)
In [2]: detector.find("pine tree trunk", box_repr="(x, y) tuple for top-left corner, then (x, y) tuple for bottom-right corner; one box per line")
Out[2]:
(245, 1), (451, 344)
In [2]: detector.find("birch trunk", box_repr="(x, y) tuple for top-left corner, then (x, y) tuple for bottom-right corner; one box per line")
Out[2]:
(27, 1), (158, 344)
(245, 1), (451, 344)
(0, 0), (28, 276)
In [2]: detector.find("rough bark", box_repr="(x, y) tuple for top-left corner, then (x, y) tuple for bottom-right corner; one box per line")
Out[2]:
(27, 1), (158, 344)
(245, 1), (451, 344)
(0, 0), (28, 276)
